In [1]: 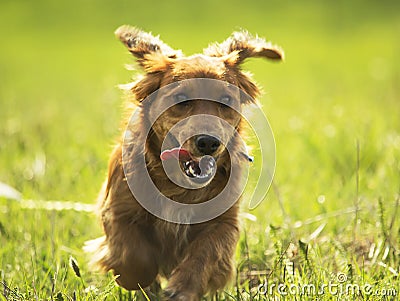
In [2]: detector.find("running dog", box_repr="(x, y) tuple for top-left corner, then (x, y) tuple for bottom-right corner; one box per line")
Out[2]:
(85, 25), (283, 300)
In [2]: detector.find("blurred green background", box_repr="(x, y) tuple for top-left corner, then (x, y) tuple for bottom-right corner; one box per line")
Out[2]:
(0, 0), (399, 296)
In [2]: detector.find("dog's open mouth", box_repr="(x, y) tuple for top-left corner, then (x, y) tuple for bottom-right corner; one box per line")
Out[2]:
(160, 148), (216, 182)
(182, 156), (215, 179)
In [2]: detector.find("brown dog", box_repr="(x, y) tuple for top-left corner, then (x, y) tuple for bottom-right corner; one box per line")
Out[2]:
(85, 26), (283, 300)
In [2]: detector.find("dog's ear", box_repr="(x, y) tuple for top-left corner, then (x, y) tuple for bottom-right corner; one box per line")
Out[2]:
(205, 30), (283, 103)
(115, 25), (181, 72)
(204, 30), (284, 66)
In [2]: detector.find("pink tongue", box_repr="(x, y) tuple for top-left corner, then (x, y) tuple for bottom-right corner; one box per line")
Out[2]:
(160, 148), (191, 161)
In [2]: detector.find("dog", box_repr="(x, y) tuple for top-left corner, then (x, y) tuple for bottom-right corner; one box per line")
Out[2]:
(85, 25), (283, 300)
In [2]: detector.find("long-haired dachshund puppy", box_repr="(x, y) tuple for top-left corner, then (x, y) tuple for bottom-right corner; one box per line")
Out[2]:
(85, 26), (283, 300)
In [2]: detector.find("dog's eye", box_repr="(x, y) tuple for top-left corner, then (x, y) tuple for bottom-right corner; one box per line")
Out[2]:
(174, 93), (189, 103)
(219, 95), (232, 105)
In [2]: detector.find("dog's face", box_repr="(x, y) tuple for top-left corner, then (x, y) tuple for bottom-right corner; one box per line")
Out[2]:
(150, 73), (243, 183)
(149, 67), (242, 158)
(117, 26), (283, 184)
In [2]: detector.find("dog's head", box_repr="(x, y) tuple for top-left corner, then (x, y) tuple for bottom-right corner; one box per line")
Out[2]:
(117, 26), (283, 185)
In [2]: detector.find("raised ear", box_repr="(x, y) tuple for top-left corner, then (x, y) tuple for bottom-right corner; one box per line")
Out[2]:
(115, 25), (182, 72)
(204, 30), (284, 66)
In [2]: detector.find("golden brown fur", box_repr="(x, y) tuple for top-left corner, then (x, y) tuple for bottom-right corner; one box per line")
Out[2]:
(85, 26), (283, 300)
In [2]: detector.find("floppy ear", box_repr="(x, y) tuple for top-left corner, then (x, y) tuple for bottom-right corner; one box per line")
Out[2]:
(204, 30), (284, 66)
(115, 25), (182, 72)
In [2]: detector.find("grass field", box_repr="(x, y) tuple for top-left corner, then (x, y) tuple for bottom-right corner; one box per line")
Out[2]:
(1, 0), (399, 300)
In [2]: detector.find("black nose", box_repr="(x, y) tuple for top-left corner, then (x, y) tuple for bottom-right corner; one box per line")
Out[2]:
(195, 135), (221, 155)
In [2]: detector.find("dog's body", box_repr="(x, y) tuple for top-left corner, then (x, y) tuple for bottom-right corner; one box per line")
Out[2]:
(86, 26), (283, 300)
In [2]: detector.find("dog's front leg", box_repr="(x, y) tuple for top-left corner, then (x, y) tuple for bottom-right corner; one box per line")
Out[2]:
(164, 219), (239, 301)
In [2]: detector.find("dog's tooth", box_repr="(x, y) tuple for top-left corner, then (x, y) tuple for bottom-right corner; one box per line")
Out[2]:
(189, 165), (195, 176)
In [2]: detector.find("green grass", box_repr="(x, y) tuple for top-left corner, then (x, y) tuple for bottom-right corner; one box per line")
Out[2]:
(1, 0), (399, 300)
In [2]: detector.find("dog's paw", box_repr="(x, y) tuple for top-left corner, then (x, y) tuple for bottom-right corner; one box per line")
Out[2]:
(163, 289), (200, 301)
